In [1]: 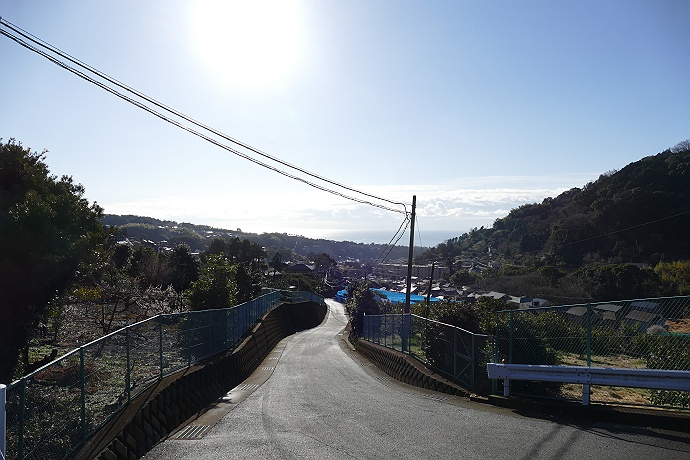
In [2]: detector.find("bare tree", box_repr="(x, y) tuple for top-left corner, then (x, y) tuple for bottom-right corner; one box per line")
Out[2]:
(670, 138), (690, 153)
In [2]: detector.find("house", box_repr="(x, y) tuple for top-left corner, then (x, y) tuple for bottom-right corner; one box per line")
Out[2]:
(629, 301), (660, 313)
(284, 263), (315, 276)
(565, 306), (588, 326)
(481, 291), (510, 301)
(530, 298), (552, 308)
(509, 295), (531, 306)
(623, 310), (665, 332)
(594, 304), (624, 328)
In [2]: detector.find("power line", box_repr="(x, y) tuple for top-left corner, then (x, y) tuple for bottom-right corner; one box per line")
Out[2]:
(371, 214), (410, 268)
(0, 18), (408, 217)
(555, 208), (690, 248)
(451, 206), (690, 259)
(415, 219), (424, 250)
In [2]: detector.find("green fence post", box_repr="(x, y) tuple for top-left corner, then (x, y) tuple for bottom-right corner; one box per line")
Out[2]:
(453, 328), (458, 381)
(80, 347), (86, 444)
(491, 334), (498, 395)
(17, 378), (25, 460)
(586, 303), (592, 367)
(224, 309), (229, 351)
(382, 314), (386, 348)
(471, 333), (476, 390)
(125, 326), (131, 403)
(423, 317), (428, 362)
(401, 313), (410, 354)
(187, 313), (192, 367)
(493, 311), (499, 364)
(209, 310), (214, 356)
(492, 311), (499, 394)
(158, 315), (164, 380)
(508, 310), (514, 364)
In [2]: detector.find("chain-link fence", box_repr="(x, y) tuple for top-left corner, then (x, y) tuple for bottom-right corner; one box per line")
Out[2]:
(3, 290), (323, 460)
(363, 313), (491, 393)
(494, 296), (690, 408)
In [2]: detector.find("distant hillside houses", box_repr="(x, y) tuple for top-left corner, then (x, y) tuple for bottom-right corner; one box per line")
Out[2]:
(479, 291), (670, 333)
(475, 291), (553, 309)
(374, 263), (450, 280)
(562, 300), (667, 332)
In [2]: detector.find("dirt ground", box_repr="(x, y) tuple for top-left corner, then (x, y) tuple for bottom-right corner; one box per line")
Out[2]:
(667, 318), (690, 333)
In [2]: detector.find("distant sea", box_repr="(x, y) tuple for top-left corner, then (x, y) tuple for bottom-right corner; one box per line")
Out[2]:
(307, 229), (463, 247)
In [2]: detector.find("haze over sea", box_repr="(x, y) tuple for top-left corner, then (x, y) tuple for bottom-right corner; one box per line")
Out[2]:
(296, 229), (460, 248)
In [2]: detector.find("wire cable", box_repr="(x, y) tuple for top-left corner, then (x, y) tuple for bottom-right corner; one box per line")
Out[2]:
(415, 218), (424, 250)
(553, 208), (690, 248)
(371, 213), (411, 268)
(0, 18), (408, 215)
(0, 27), (410, 215)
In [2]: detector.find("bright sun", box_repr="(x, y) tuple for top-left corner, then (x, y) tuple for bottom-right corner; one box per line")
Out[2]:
(189, 0), (304, 88)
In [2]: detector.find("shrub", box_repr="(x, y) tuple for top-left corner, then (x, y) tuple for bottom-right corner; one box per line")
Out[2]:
(646, 334), (690, 408)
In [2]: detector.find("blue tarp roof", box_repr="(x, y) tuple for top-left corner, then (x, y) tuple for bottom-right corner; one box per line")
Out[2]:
(335, 288), (439, 304)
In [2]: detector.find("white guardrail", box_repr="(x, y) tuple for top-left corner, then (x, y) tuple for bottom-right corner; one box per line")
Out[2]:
(486, 363), (690, 405)
(1, 383), (6, 460)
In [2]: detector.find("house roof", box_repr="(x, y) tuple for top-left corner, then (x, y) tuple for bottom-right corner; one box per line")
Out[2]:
(484, 291), (509, 300)
(531, 298), (552, 307)
(566, 306), (588, 316)
(630, 301), (659, 311)
(600, 311), (617, 322)
(509, 295), (531, 304)
(285, 263), (314, 273)
(625, 310), (658, 322)
(595, 303), (623, 313)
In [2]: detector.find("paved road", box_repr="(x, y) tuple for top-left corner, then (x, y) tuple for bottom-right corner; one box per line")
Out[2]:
(144, 299), (689, 459)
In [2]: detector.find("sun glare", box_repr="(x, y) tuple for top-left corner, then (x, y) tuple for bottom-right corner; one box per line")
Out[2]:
(189, 0), (304, 88)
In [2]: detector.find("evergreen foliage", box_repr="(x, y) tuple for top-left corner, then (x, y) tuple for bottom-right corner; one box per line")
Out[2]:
(345, 281), (381, 340)
(0, 140), (104, 382)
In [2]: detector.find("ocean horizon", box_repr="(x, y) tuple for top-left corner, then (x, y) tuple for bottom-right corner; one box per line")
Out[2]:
(299, 229), (463, 247)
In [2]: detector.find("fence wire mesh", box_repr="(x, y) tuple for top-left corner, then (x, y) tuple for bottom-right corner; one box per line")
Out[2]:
(3, 289), (323, 460)
(363, 313), (491, 393)
(494, 296), (690, 408)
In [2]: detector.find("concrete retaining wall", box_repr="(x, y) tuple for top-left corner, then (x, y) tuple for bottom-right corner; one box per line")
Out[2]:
(355, 339), (471, 397)
(74, 301), (327, 460)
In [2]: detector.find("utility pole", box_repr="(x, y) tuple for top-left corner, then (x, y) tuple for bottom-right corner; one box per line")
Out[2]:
(403, 195), (416, 353)
(424, 262), (435, 318)
(405, 195), (416, 314)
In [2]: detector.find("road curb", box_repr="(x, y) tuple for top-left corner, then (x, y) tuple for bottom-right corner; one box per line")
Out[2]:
(488, 394), (690, 434)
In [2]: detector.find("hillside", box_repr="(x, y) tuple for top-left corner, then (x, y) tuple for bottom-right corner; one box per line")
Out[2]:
(101, 215), (414, 262)
(419, 145), (690, 269)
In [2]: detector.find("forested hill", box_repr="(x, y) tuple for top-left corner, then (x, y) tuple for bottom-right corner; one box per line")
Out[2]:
(101, 215), (413, 262)
(420, 144), (690, 268)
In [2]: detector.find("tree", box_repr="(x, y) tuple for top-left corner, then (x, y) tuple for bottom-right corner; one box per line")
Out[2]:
(187, 254), (238, 311)
(269, 252), (285, 274)
(264, 272), (320, 293)
(654, 260), (690, 296)
(234, 263), (261, 303)
(166, 244), (200, 293)
(345, 281), (380, 340)
(670, 138), (690, 154)
(428, 300), (480, 332)
(579, 264), (661, 301)
(449, 269), (477, 287)
(312, 252), (336, 273)
(0, 140), (104, 382)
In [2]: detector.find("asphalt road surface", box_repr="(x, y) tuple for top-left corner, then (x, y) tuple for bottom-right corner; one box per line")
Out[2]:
(144, 299), (689, 459)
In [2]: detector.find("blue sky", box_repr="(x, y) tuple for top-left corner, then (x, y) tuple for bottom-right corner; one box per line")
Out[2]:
(1, 1), (688, 246)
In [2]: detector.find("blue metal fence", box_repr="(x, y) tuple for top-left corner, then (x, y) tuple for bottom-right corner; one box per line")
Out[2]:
(3, 290), (323, 460)
(362, 313), (491, 392)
